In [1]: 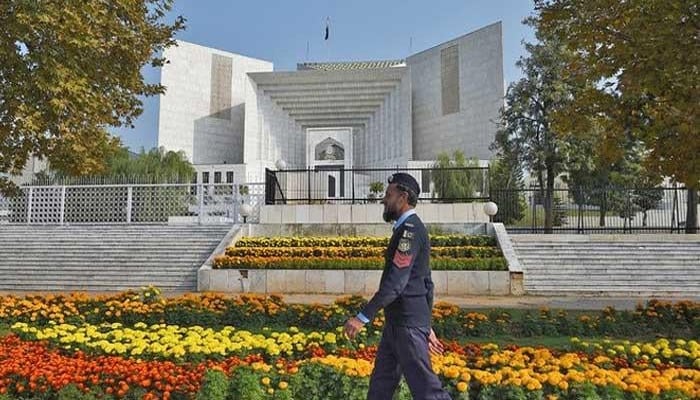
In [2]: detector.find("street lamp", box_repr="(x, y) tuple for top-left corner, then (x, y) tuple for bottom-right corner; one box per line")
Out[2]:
(483, 201), (498, 222)
(275, 159), (287, 170)
(239, 204), (253, 224)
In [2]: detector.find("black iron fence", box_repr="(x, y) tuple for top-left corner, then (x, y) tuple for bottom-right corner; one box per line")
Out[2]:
(265, 167), (490, 205)
(493, 187), (699, 233)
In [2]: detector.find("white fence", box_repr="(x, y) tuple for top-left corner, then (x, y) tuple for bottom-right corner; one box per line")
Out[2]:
(0, 183), (264, 225)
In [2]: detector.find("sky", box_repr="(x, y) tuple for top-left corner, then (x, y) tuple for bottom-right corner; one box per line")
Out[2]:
(114, 0), (537, 152)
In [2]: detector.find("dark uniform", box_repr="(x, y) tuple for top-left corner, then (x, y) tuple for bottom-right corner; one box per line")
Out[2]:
(360, 174), (452, 400)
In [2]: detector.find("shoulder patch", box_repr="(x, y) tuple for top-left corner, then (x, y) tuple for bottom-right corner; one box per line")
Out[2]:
(404, 222), (415, 228)
(393, 250), (413, 268)
(402, 230), (414, 239)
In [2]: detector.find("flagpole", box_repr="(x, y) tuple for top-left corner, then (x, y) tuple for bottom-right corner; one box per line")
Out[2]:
(325, 16), (330, 62)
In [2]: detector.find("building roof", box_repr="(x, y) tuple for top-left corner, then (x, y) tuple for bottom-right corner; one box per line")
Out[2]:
(297, 60), (405, 71)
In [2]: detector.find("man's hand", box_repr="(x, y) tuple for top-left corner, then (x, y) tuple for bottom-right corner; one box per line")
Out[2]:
(428, 328), (444, 356)
(343, 317), (365, 340)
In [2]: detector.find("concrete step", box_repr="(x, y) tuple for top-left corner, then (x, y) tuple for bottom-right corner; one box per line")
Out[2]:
(1, 274), (196, 281)
(514, 247), (700, 252)
(510, 234), (700, 297)
(524, 287), (700, 294)
(517, 255), (700, 261)
(525, 289), (700, 297)
(524, 286), (700, 293)
(520, 258), (700, 268)
(0, 231), (229, 237)
(0, 253), (214, 259)
(0, 283), (196, 291)
(0, 224), (234, 291)
(0, 264), (199, 276)
(525, 269), (699, 276)
(524, 279), (700, 286)
(0, 254), (211, 260)
(0, 261), (204, 268)
(0, 235), (222, 246)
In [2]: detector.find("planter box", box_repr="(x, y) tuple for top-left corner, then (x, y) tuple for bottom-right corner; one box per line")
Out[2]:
(199, 269), (513, 295)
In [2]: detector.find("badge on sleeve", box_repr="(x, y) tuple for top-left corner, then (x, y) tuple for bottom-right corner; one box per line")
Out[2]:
(393, 238), (413, 268)
(398, 238), (411, 252)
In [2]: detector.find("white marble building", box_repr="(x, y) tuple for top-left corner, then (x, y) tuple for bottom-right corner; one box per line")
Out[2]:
(158, 22), (504, 196)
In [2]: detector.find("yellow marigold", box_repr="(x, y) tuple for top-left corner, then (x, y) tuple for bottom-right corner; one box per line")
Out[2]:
(456, 381), (468, 392)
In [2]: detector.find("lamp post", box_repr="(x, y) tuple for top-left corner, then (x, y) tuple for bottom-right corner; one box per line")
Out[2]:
(483, 201), (498, 235)
(483, 201), (498, 223)
(275, 159), (287, 170)
(239, 204), (253, 224)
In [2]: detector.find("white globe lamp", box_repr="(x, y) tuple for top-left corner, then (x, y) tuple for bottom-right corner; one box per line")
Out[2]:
(239, 204), (253, 224)
(483, 201), (498, 222)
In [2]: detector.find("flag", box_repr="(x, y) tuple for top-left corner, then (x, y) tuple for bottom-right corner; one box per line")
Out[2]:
(324, 17), (329, 40)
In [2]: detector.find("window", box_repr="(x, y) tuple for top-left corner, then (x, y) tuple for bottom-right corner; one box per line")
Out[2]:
(226, 171), (234, 183)
(421, 170), (432, 194)
(210, 54), (232, 120)
(441, 45), (460, 115)
(202, 172), (210, 184)
(328, 175), (336, 197)
(214, 171), (222, 183)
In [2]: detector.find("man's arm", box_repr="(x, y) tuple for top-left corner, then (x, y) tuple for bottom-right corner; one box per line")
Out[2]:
(359, 231), (419, 322)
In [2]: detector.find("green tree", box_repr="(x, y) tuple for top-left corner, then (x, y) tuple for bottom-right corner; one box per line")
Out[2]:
(432, 150), (482, 202)
(105, 146), (195, 183)
(0, 0), (185, 195)
(488, 156), (526, 225)
(494, 25), (583, 232)
(368, 181), (384, 203)
(564, 130), (663, 228)
(35, 145), (195, 184)
(535, 0), (699, 232)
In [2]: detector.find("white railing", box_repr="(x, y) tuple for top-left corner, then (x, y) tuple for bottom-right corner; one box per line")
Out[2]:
(0, 183), (264, 225)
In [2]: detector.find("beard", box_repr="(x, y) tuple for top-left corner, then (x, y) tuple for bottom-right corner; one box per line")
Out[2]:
(383, 205), (399, 223)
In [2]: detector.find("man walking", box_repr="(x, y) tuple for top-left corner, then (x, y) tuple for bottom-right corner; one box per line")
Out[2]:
(343, 173), (452, 400)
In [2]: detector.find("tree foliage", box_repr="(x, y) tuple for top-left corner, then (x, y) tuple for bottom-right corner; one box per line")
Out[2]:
(432, 150), (482, 202)
(105, 146), (195, 183)
(493, 24), (584, 231)
(488, 146), (526, 225)
(534, 0), (698, 231)
(0, 0), (185, 195)
(535, 0), (699, 185)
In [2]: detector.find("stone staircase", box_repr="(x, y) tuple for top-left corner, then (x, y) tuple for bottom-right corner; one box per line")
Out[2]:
(510, 234), (700, 297)
(0, 225), (233, 291)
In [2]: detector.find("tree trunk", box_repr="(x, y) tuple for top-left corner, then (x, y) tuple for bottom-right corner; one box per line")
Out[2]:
(544, 169), (555, 234)
(599, 190), (607, 227)
(686, 188), (698, 234)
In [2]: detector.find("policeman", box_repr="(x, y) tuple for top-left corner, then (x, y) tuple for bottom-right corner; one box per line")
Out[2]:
(343, 172), (452, 400)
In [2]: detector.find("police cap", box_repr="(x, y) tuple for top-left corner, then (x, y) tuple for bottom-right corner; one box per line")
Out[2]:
(388, 172), (420, 196)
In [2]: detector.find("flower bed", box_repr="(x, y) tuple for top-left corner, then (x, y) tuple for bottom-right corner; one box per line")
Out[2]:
(213, 235), (507, 271)
(0, 289), (698, 399)
(0, 289), (697, 339)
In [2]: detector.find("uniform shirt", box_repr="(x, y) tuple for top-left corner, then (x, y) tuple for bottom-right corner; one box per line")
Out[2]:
(357, 211), (434, 327)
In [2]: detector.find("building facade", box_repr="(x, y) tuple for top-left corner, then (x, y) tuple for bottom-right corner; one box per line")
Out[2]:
(158, 22), (504, 195)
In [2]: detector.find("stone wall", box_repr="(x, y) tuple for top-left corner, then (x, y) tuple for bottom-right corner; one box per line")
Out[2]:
(259, 203), (490, 224)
